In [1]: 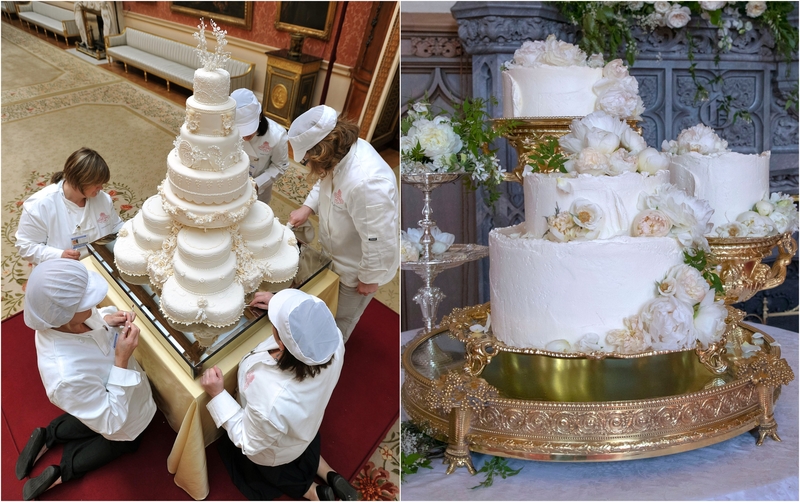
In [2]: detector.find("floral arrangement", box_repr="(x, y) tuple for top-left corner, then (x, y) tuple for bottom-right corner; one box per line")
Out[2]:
(193, 18), (230, 71)
(716, 193), (799, 237)
(554, 111), (670, 176)
(635, 184), (714, 249)
(661, 123), (729, 155)
(504, 35), (645, 120)
(558, 2), (798, 119)
(401, 97), (514, 204)
(543, 199), (604, 242)
(400, 227), (455, 262)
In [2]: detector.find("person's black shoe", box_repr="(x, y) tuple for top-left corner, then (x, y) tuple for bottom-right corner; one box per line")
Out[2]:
(15, 428), (46, 480)
(316, 484), (335, 501)
(327, 471), (358, 501)
(22, 465), (60, 501)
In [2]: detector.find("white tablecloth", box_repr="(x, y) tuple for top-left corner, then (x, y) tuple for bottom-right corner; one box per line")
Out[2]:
(400, 323), (799, 500)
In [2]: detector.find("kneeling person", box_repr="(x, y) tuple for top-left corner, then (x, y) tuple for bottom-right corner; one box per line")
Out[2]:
(202, 289), (357, 500)
(17, 259), (156, 500)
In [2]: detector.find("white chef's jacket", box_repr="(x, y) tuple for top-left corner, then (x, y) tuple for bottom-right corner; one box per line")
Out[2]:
(206, 334), (345, 467)
(35, 307), (156, 441)
(15, 181), (124, 264)
(302, 138), (399, 287)
(244, 118), (289, 199)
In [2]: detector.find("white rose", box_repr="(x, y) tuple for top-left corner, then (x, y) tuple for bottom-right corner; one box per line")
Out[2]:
(632, 209), (673, 237)
(657, 277), (678, 296)
(715, 222), (748, 238)
(546, 211), (579, 242)
(676, 124), (729, 155)
(606, 315), (650, 353)
(694, 290), (728, 348)
(640, 296), (696, 351)
(699, 1), (726, 10)
(668, 264), (709, 305)
(586, 129), (621, 154)
(745, 1), (767, 18)
(736, 210), (775, 237)
(754, 200), (774, 216)
(570, 198), (604, 231)
(607, 149), (639, 175)
(580, 111), (627, 137)
(602, 59), (630, 80)
(637, 147), (671, 174)
(666, 5), (692, 29)
(587, 53), (605, 68)
(596, 89), (640, 119)
(654, 1), (672, 14)
(768, 210), (793, 234)
(620, 127), (648, 155)
(574, 147), (611, 176)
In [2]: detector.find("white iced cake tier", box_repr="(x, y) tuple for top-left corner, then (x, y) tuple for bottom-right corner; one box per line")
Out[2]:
(668, 151), (770, 230)
(114, 219), (148, 276)
(192, 68), (231, 105)
(114, 195), (174, 275)
(173, 250), (237, 295)
(502, 66), (603, 118)
(160, 179), (256, 229)
(489, 225), (685, 350)
(184, 97), (236, 137)
(167, 150), (250, 204)
(176, 226), (233, 269)
(238, 202), (283, 259)
(524, 170), (670, 239)
(260, 227), (300, 283)
(160, 275), (245, 327)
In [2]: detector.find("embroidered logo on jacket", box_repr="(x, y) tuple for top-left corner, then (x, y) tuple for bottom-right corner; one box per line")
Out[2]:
(97, 212), (110, 224)
(333, 189), (344, 206)
(258, 141), (272, 154)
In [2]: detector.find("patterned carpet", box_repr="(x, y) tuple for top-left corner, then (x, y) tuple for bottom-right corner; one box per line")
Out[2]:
(1, 21), (399, 499)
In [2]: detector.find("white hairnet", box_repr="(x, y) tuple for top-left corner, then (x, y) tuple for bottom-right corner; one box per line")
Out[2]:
(232, 88), (261, 137)
(268, 289), (340, 365)
(24, 259), (108, 331)
(287, 105), (338, 163)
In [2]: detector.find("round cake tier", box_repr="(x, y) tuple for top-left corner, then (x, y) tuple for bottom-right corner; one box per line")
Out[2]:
(668, 151), (770, 230)
(173, 250), (237, 295)
(502, 66), (603, 118)
(259, 226), (300, 283)
(176, 227), (233, 269)
(132, 214), (167, 252)
(489, 225), (684, 350)
(160, 179), (256, 229)
(524, 170), (670, 239)
(160, 275), (245, 327)
(175, 124), (243, 172)
(239, 201), (275, 241)
(114, 219), (148, 276)
(246, 217), (284, 259)
(167, 150), (250, 204)
(184, 96), (237, 137)
(192, 68), (231, 105)
(141, 194), (172, 233)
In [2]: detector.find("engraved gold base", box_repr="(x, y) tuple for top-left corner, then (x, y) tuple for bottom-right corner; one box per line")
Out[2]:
(402, 304), (794, 469)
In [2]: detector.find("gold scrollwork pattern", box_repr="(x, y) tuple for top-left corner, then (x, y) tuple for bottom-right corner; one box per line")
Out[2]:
(442, 303), (499, 376)
(734, 351), (795, 388)
(427, 371), (498, 414)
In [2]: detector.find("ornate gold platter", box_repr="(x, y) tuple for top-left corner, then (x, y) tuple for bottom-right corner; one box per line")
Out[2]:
(402, 303), (794, 472)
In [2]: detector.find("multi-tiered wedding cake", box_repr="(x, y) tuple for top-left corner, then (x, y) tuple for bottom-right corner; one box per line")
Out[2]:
(489, 37), (728, 355)
(115, 20), (299, 327)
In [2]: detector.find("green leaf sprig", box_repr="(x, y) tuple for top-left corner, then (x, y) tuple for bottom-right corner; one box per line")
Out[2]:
(683, 248), (724, 296)
(527, 136), (567, 173)
(470, 456), (523, 489)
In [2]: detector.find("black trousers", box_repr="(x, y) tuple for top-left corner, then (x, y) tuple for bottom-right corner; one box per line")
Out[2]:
(45, 413), (141, 482)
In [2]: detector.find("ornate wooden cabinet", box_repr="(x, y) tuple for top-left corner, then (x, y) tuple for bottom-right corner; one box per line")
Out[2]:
(263, 49), (322, 128)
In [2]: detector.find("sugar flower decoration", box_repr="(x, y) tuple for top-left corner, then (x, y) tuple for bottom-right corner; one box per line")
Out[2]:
(194, 18), (230, 71)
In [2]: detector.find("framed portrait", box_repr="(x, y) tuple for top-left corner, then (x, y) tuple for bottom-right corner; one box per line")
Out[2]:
(170, 2), (253, 30)
(275, 1), (337, 40)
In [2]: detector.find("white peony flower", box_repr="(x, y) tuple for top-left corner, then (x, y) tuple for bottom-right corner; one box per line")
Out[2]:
(675, 124), (729, 155)
(668, 264), (710, 305)
(542, 34), (588, 66)
(693, 290), (727, 348)
(580, 111), (628, 137)
(657, 277), (678, 296)
(768, 210), (793, 234)
(736, 210), (775, 237)
(596, 88), (641, 119)
(632, 209), (673, 237)
(641, 184), (714, 244)
(637, 147), (671, 174)
(699, 1), (726, 10)
(587, 53), (605, 68)
(606, 315), (650, 353)
(575, 333), (603, 352)
(608, 148), (639, 175)
(620, 127), (648, 155)
(585, 129), (621, 154)
(602, 59), (630, 80)
(570, 198), (604, 231)
(654, 1), (672, 14)
(640, 296), (696, 351)
(715, 222), (748, 238)
(413, 116), (463, 159)
(666, 5), (692, 29)
(754, 200), (774, 216)
(745, 1), (767, 18)
(512, 40), (547, 67)
(573, 147), (611, 176)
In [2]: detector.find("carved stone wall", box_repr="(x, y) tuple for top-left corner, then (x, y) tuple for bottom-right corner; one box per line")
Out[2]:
(451, 1), (799, 306)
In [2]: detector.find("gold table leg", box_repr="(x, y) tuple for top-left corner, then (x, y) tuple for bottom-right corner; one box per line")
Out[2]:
(444, 406), (476, 475)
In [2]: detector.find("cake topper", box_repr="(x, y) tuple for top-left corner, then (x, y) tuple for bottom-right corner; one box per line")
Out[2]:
(193, 18), (230, 71)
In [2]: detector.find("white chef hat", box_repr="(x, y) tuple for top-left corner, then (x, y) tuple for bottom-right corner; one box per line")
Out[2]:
(268, 289), (340, 365)
(232, 88), (261, 137)
(24, 259), (108, 331)
(287, 105), (338, 163)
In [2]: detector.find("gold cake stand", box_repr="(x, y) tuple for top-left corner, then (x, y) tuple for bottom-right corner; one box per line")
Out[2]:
(402, 304), (794, 473)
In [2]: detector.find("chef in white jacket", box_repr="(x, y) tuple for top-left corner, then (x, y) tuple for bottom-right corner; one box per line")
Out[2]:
(232, 89), (290, 204)
(202, 289), (357, 501)
(287, 106), (399, 342)
(16, 259), (156, 501)
(15, 147), (124, 265)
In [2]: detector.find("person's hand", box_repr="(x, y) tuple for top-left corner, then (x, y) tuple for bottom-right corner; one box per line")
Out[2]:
(104, 309), (135, 328)
(201, 366), (225, 397)
(61, 249), (80, 260)
(357, 281), (379, 296)
(114, 321), (139, 368)
(249, 291), (274, 310)
(288, 205), (314, 227)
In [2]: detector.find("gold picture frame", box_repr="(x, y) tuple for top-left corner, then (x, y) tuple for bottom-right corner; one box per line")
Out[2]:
(275, 1), (337, 40)
(170, 2), (253, 30)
